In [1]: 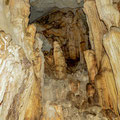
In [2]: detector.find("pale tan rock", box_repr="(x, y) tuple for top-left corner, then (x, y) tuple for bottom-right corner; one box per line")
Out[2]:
(0, 0), (34, 62)
(0, 0), (43, 119)
(53, 41), (66, 79)
(24, 24), (36, 61)
(42, 102), (64, 120)
(24, 78), (42, 120)
(84, 0), (106, 69)
(0, 31), (35, 120)
(0, 0), (30, 46)
(103, 27), (120, 112)
(1, 0), (120, 119)
(69, 79), (80, 94)
(25, 48), (44, 120)
(84, 50), (98, 83)
(95, 0), (120, 29)
(24, 27), (45, 120)
(95, 53), (119, 114)
(0, 0), (35, 62)
(95, 74), (110, 110)
(34, 33), (44, 80)
(100, 54), (118, 115)
(84, 1), (119, 115)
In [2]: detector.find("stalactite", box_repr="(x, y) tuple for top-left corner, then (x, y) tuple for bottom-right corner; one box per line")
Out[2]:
(35, 9), (88, 64)
(84, 0), (106, 69)
(84, 0), (120, 116)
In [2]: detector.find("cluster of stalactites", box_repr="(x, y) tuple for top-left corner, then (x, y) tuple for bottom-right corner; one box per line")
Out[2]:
(84, 0), (120, 118)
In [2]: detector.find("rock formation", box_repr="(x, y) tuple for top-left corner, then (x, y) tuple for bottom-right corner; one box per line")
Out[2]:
(53, 41), (66, 79)
(84, 0), (120, 118)
(0, 0), (44, 119)
(0, 0), (120, 119)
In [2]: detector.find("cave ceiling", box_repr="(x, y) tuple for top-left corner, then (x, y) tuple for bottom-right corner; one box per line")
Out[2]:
(29, 0), (84, 23)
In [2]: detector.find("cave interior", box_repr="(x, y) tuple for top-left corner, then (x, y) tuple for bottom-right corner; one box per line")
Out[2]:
(0, 0), (120, 120)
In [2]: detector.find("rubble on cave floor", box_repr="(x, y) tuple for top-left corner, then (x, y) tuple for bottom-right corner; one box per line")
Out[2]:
(42, 66), (113, 120)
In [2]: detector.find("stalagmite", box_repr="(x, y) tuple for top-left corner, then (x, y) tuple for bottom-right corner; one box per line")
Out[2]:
(95, 72), (110, 110)
(53, 41), (66, 79)
(100, 54), (118, 115)
(36, 9), (88, 64)
(95, 0), (120, 29)
(95, 54), (119, 115)
(84, 50), (98, 83)
(103, 27), (120, 112)
(84, 50), (98, 105)
(84, 0), (106, 69)
(86, 83), (96, 104)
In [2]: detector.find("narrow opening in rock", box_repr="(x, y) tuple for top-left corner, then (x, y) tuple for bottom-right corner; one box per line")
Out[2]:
(30, 7), (90, 74)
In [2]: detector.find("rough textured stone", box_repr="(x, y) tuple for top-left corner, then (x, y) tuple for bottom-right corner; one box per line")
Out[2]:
(0, 31), (34, 120)
(29, 0), (84, 22)
(84, 0), (120, 117)
(95, 0), (120, 29)
(0, 0), (119, 119)
(0, 0), (44, 119)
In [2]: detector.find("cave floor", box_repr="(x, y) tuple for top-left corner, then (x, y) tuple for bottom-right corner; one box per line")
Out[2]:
(42, 65), (109, 120)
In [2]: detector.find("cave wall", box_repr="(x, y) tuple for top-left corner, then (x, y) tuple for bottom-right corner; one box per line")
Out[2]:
(0, 0), (44, 119)
(84, 0), (120, 117)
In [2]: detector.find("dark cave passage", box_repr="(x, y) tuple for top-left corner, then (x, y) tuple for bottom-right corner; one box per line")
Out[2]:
(31, 8), (90, 77)
(28, 5), (112, 120)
